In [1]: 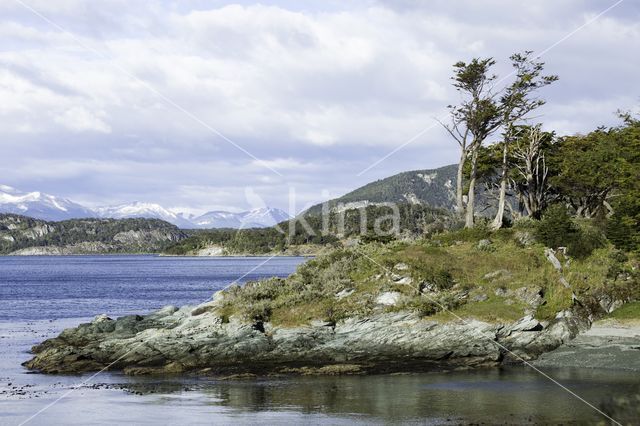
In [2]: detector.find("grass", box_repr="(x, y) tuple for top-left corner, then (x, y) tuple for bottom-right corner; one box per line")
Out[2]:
(606, 302), (640, 321)
(434, 296), (527, 323)
(536, 282), (573, 320)
(213, 230), (638, 327)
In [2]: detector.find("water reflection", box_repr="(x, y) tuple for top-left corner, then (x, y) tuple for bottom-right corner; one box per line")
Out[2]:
(109, 367), (639, 424)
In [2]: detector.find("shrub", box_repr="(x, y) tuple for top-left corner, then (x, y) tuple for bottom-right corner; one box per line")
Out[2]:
(570, 220), (607, 258)
(535, 205), (605, 258)
(407, 292), (463, 317)
(512, 216), (537, 230)
(436, 221), (491, 245)
(606, 210), (640, 253)
(430, 269), (455, 290)
(535, 205), (577, 248)
(244, 300), (273, 322)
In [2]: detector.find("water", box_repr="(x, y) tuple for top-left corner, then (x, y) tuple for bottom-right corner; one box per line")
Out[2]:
(0, 255), (306, 320)
(0, 256), (637, 425)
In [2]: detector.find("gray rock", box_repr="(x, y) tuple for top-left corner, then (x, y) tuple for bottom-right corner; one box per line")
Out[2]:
(514, 231), (535, 247)
(335, 288), (355, 300)
(483, 269), (511, 281)
(597, 294), (624, 313)
(376, 292), (402, 306)
(544, 248), (563, 271)
(494, 287), (509, 297)
(394, 276), (413, 286)
(92, 314), (112, 323)
(507, 315), (542, 333)
(471, 293), (488, 302)
(394, 263), (409, 271)
(513, 287), (544, 308)
(477, 239), (492, 249)
(23, 300), (589, 376)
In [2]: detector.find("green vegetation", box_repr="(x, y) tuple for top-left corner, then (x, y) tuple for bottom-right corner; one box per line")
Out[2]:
(165, 203), (453, 255)
(164, 227), (290, 256)
(469, 115), (640, 253)
(178, 53), (640, 331)
(304, 164), (458, 215)
(215, 230), (639, 327)
(534, 205), (606, 258)
(606, 302), (640, 321)
(0, 214), (187, 254)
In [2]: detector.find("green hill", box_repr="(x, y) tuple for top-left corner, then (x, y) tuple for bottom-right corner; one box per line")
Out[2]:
(0, 214), (188, 255)
(305, 164), (458, 215)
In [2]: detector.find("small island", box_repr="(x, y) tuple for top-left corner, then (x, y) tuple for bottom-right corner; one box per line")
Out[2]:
(24, 226), (639, 376)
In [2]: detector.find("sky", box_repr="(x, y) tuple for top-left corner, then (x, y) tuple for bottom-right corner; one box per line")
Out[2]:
(0, 0), (638, 214)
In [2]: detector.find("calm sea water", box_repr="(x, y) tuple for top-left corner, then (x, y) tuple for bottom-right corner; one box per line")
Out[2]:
(0, 255), (638, 425)
(0, 255), (307, 320)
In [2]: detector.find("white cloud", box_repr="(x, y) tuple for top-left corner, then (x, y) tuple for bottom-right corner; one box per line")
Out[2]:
(0, 0), (637, 209)
(54, 106), (111, 133)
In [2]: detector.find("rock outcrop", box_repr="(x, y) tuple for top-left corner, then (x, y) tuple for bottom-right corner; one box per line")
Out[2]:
(23, 298), (588, 376)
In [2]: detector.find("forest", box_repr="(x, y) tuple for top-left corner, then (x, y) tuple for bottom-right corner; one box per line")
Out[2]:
(443, 51), (639, 254)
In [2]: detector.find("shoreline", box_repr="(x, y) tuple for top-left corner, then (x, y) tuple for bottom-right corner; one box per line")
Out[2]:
(1, 252), (313, 258)
(22, 298), (590, 376)
(5, 318), (639, 424)
(533, 320), (640, 371)
(21, 309), (640, 378)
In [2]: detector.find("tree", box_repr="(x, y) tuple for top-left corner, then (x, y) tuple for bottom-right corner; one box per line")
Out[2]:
(551, 128), (623, 218)
(511, 125), (557, 219)
(441, 58), (502, 227)
(490, 52), (557, 230)
(603, 113), (640, 251)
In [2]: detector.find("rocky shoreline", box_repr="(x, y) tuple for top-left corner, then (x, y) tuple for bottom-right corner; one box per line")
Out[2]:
(23, 294), (591, 376)
(534, 320), (640, 371)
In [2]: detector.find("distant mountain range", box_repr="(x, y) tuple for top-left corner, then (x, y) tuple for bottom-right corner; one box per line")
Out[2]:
(191, 208), (291, 229)
(0, 185), (290, 229)
(0, 184), (95, 221)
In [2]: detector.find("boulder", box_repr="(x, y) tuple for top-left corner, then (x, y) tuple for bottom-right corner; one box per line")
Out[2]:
(471, 293), (488, 302)
(376, 292), (402, 306)
(394, 263), (409, 271)
(508, 315), (543, 333)
(335, 288), (355, 300)
(394, 276), (413, 286)
(513, 286), (544, 308)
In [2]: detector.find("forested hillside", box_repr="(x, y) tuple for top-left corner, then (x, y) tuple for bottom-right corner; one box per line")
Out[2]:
(164, 203), (454, 255)
(0, 214), (188, 254)
(304, 164), (458, 215)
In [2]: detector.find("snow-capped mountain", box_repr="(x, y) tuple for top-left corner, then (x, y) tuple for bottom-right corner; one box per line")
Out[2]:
(191, 210), (246, 228)
(239, 207), (291, 227)
(94, 202), (195, 228)
(0, 184), (290, 229)
(192, 207), (291, 229)
(0, 185), (95, 221)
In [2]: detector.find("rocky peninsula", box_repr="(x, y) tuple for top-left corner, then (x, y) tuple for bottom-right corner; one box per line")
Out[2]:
(23, 304), (588, 376)
(24, 232), (638, 376)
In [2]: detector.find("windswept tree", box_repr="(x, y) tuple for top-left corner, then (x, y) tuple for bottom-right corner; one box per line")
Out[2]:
(441, 58), (502, 227)
(490, 52), (557, 229)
